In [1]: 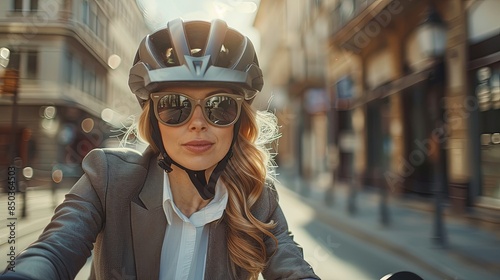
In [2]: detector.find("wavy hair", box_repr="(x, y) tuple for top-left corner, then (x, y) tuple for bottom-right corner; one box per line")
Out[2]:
(137, 101), (279, 279)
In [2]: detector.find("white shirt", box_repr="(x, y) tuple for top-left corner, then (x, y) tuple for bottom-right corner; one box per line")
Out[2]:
(159, 172), (228, 280)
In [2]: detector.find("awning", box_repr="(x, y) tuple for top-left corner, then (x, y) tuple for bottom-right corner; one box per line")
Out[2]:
(468, 50), (500, 70)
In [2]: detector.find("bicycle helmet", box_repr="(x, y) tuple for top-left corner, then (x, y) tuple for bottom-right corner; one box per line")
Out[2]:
(129, 18), (263, 107)
(128, 18), (264, 200)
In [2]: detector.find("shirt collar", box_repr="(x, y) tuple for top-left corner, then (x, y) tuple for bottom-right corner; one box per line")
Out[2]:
(162, 172), (228, 227)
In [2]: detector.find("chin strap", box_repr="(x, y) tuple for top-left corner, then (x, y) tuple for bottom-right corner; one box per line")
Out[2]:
(149, 99), (240, 200)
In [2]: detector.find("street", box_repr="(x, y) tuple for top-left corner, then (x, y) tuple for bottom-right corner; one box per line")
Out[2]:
(275, 185), (440, 280)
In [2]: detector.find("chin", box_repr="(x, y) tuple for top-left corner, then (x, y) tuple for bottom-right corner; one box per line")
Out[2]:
(178, 160), (217, 172)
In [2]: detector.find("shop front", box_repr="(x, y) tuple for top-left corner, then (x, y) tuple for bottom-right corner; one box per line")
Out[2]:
(469, 54), (500, 202)
(468, 0), (500, 206)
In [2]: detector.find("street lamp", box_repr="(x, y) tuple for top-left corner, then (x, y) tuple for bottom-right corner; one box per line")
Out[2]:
(415, 5), (448, 247)
(0, 48), (20, 161)
(416, 7), (447, 59)
(1, 47), (21, 196)
(21, 167), (34, 218)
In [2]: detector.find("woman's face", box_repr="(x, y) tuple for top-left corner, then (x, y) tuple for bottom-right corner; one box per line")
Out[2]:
(157, 86), (236, 172)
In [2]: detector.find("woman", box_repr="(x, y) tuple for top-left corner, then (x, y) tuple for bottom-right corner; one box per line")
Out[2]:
(1, 18), (319, 279)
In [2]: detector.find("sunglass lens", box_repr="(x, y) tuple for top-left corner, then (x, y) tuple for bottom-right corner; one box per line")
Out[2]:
(157, 94), (192, 125)
(205, 96), (238, 125)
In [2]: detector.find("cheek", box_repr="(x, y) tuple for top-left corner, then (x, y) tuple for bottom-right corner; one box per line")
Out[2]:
(158, 125), (177, 150)
(218, 129), (234, 152)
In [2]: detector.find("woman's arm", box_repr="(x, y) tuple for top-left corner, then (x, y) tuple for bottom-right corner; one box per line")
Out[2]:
(1, 152), (107, 279)
(261, 183), (320, 280)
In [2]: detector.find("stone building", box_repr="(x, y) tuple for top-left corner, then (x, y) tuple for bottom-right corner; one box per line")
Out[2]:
(255, 0), (500, 211)
(0, 0), (150, 188)
(329, 0), (500, 211)
(254, 0), (331, 185)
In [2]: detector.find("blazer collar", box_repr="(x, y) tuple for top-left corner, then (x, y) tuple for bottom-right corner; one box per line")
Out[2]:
(130, 148), (245, 279)
(131, 148), (166, 279)
(138, 148), (164, 210)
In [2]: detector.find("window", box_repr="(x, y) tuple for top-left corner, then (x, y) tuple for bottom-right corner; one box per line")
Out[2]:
(30, 0), (38, 11)
(89, 9), (97, 32)
(96, 75), (105, 101)
(64, 52), (73, 84)
(65, 50), (106, 100)
(13, 0), (22, 11)
(26, 51), (38, 79)
(313, 0), (322, 9)
(81, 0), (97, 32)
(82, 0), (89, 25)
(90, 71), (96, 98)
(73, 59), (83, 91)
(80, 0), (108, 42)
(4, 50), (38, 79)
(8, 52), (20, 70)
(12, 0), (38, 12)
(83, 69), (96, 97)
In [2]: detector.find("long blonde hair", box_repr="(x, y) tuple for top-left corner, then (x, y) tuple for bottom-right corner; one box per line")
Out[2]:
(137, 101), (279, 279)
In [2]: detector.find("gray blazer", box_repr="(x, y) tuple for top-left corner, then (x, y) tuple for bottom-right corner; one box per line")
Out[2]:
(3, 148), (319, 279)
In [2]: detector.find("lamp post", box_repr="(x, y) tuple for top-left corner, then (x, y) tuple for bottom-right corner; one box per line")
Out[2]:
(22, 167), (33, 218)
(416, 5), (448, 247)
(1, 47), (21, 194)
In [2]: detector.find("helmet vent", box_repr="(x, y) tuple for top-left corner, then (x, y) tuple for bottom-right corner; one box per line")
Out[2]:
(164, 48), (176, 66)
(190, 48), (203, 57)
(215, 44), (230, 67)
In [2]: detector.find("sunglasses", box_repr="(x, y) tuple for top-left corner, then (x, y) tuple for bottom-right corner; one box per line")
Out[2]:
(151, 92), (244, 127)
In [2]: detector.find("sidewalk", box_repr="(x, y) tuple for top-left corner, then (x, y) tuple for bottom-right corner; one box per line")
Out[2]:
(276, 168), (500, 280)
(0, 187), (67, 269)
(0, 187), (66, 241)
(0, 186), (93, 278)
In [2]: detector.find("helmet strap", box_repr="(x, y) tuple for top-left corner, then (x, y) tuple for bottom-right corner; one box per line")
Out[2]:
(148, 99), (241, 200)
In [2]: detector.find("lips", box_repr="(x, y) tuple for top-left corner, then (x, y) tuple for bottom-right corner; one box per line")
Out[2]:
(182, 140), (214, 153)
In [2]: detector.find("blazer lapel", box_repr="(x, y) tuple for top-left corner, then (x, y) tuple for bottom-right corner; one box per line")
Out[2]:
(205, 218), (231, 279)
(131, 152), (166, 279)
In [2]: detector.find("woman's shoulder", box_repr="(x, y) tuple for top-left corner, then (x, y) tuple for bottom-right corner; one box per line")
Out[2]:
(262, 179), (279, 201)
(83, 147), (154, 168)
(80, 147), (156, 182)
(79, 147), (157, 196)
(252, 179), (280, 217)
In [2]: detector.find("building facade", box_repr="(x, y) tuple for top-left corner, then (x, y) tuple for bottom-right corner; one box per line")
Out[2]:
(0, 0), (150, 189)
(254, 0), (331, 188)
(328, 0), (500, 211)
(256, 0), (500, 211)
(467, 0), (500, 208)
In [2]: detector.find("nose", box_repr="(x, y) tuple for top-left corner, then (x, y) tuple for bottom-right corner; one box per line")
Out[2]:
(188, 105), (207, 131)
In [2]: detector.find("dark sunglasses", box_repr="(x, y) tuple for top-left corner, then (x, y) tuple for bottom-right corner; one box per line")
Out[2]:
(151, 92), (244, 127)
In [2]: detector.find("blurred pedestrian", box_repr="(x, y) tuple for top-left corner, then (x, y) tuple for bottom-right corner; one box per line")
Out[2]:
(1, 18), (319, 280)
